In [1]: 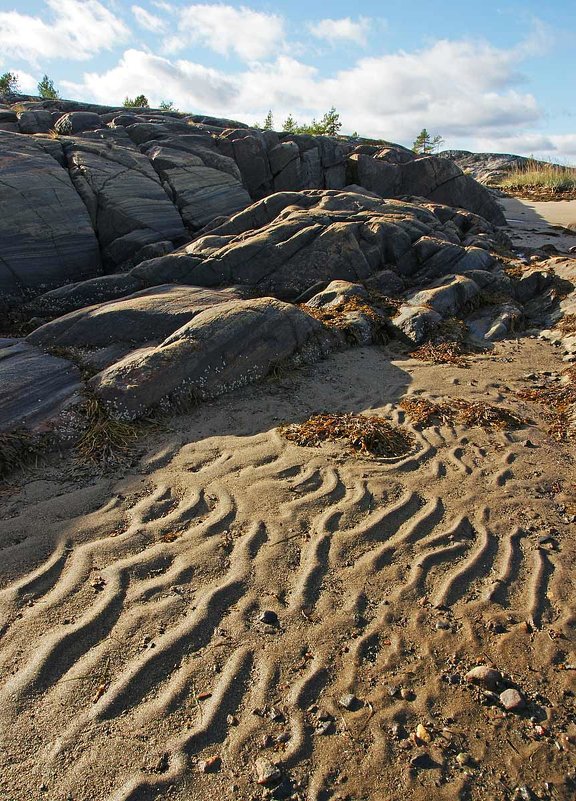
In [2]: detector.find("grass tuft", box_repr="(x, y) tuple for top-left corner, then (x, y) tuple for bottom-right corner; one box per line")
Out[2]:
(280, 412), (414, 458)
(77, 396), (142, 464)
(500, 160), (576, 195)
(0, 429), (54, 479)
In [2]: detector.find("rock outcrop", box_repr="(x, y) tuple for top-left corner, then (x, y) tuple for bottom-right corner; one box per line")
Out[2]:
(0, 132), (101, 306)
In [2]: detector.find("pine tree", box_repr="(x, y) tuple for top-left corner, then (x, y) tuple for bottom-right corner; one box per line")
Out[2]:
(412, 128), (445, 154)
(319, 106), (342, 136)
(282, 114), (297, 133)
(262, 109), (274, 130)
(37, 74), (59, 99)
(0, 72), (20, 96)
(123, 94), (149, 108)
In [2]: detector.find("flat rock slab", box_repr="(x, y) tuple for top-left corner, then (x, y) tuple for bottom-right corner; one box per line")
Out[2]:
(0, 341), (82, 432)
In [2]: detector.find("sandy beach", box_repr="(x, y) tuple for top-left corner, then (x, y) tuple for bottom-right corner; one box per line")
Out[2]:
(0, 332), (574, 800)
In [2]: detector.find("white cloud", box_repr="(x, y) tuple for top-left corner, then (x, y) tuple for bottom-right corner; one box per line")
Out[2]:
(64, 34), (558, 154)
(61, 48), (237, 109)
(164, 4), (285, 61)
(0, 0), (130, 64)
(132, 5), (167, 33)
(308, 17), (372, 46)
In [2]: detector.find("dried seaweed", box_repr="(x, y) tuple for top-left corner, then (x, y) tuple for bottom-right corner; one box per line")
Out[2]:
(410, 341), (471, 367)
(517, 374), (576, 442)
(557, 313), (576, 334)
(280, 413), (414, 458)
(303, 295), (395, 345)
(400, 397), (527, 431)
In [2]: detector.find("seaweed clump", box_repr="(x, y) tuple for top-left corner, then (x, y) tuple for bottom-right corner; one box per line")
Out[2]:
(280, 412), (414, 458)
(517, 371), (576, 442)
(400, 397), (527, 430)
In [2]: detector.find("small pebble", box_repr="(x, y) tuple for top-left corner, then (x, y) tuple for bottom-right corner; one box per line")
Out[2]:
(400, 687), (415, 701)
(255, 758), (281, 785)
(465, 665), (502, 690)
(500, 688), (526, 712)
(456, 752), (470, 766)
(435, 620), (451, 630)
(338, 693), (358, 710)
(259, 610), (279, 626)
(415, 724), (431, 743)
(198, 756), (221, 773)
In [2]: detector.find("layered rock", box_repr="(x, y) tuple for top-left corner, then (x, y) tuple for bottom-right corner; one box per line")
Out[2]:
(91, 297), (336, 419)
(0, 340), (82, 432)
(64, 139), (188, 268)
(0, 132), (101, 306)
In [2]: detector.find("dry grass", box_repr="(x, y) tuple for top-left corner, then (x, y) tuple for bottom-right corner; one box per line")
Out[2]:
(0, 429), (54, 479)
(77, 396), (142, 464)
(500, 161), (576, 195)
(557, 313), (576, 334)
(280, 413), (415, 458)
(400, 397), (527, 431)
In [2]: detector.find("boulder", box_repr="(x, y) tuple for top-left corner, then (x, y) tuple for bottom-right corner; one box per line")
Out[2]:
(64, 140), (187, 267)
(17, 110), (53, 134)
(0, 136), (101, 304)
(54, 111), (103, 134)
(348, 152), (506, 225)
(91, 297), (336, 419)
(28, 284), (246, 352)
(145, 144), (251, 231)
(0, 340), (82, 432)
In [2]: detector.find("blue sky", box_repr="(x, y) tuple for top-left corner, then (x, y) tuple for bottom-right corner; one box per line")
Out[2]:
(1, 0), (575, 161)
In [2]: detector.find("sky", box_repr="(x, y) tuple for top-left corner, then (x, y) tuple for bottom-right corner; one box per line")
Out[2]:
(0, 0), (575, 162)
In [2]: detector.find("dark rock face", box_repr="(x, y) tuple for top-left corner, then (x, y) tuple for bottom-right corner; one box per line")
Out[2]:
(64, 139), (187, 268)
(27, 284), (247, 353)
(0, 340), (82, 432)
(0, 133), (101, 304)
(349, 153), (506, 225)
(171, 189), (499, 299)
(3, 99), (550, 450)
(91, 297), (336, 419)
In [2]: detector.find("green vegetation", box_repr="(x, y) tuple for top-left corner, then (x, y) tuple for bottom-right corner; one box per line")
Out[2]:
(37, 74), (59, 99)
(159, 100), (177, 112)
(258, 107), (343, 136)
(0, 71), (20, 95)
(123, 94), (149, 108)
(499, 160), (576, 194)
(262, 109), (274, 130)
(412, 128), (445, 154)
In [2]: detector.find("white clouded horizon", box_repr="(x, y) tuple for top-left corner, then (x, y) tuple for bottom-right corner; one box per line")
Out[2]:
(0, 0), (130, 64)
(3, 1), (571, 162)
(62, 36), (543, 147)
(308, 17), (372, 46)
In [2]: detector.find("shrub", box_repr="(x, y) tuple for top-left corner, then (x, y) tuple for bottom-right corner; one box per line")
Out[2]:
(0, 71), (20, 95)
(159, 100), (177, 112)
(37, 74), (59, 99)
(123, 94), (149, 108)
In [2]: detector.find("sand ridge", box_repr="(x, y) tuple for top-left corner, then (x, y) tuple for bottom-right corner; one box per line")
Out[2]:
(0, 341), (574, 801)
